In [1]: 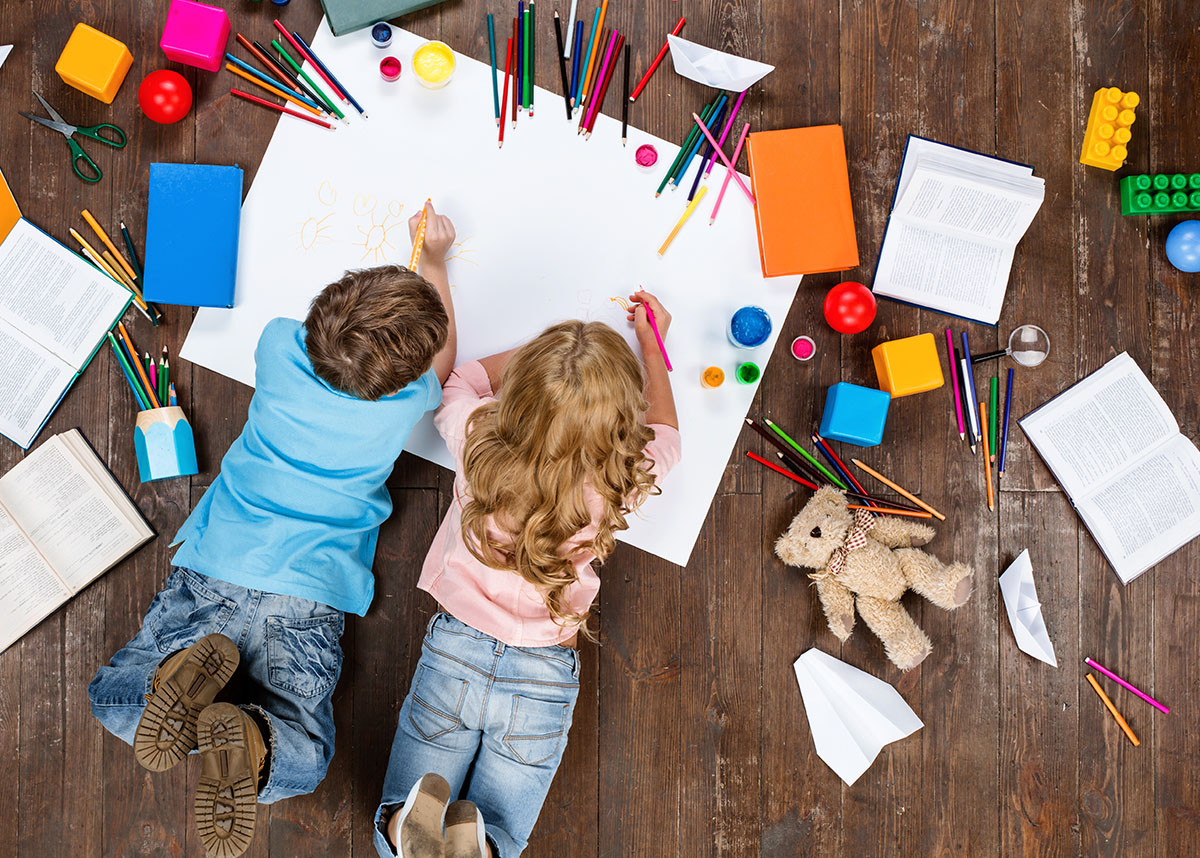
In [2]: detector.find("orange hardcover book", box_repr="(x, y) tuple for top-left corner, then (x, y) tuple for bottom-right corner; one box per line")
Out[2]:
(746, 125), (858, 277)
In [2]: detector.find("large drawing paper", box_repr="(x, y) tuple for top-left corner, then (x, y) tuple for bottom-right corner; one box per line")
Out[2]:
(181, 20), (800, 567)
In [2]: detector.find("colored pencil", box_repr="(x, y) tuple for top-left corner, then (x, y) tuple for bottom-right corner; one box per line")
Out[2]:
(657, 98), (714, 197)
(580, 0), (610, 107)
(980, 402), (994, 510)
(71, 229), (121, 280)
(569, 20), (583, 107)
(114, 333), (143, 399)
(575, 9), (597, 109)
(147, 353), (157, 394)
(564, 0), (579, 57)
(500, 36), (512, 147)
(850, 458), (947, 521)
(528, 0), (535, 116)
(81, 210), (137, 281)
(630, 16), (685, 102)
(989, 376), (999, 464)
(291, 30), (366, 117)
(705, 90), (746, 177)
(108, 333), (149, 410)
(118, 323), (160, 408)
(745, 419), (827, 486)
(488, 13), (500, 125)
(748, 450), (819, 491)
(644, 302), (672, 371)
(947, 330), (964, 440)
(775, 456), (923, 509)
(584, 33), (622, 137)
(961, 332), (981, 452)
(959, 354), (976, 452)
(516, 5), (524, 109)
(234, 35), (301, 93)
(1086, 673), (1140, 746)
(675, 96), (725, 189)
(410, 200), (431, 270)
(512, 18), (520, 126)
(813, 434), (875, 507)
(999, 368), (1014, 474)
(581, 29), (619, 134)
(620, 42), (630, 144)
(274, 21), (347, 104)
(687, 101), (726, 200)
(231, 88), (335, 130)
(162, 348), (170, 404)
(553, 11), (571, 120)
(848, 505), (933, 519)
(250, 37), (322, 105)
(273, 39), (343, 119)
(763, 418), (849, 490)
(101, 250), (136, 290)
(169, 382), (178, 407)
(690, 112), (757, 203)
(710, 122), (750, 225)
(810, 433), (856, 491)
(225, 63), (323, 116)
(119, 221), (143, 279)
(657, 186), (707, 256)
(1086, 657), (1170, 714)
(522, 5), (531, 110)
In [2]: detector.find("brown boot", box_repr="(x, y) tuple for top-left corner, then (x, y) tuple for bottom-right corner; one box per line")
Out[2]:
(194, 703), (267, 858)
(133, 633), (240, 772)
(444, 801), (489, 858)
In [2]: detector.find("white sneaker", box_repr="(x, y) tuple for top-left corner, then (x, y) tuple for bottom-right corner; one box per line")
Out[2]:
(391, 773), (451, 858)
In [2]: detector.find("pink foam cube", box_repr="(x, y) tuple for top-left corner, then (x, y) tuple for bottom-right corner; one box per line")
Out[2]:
(159, 0), (230, 73)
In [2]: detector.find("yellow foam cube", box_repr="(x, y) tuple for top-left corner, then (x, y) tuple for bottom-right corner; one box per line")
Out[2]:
(55, 23), (133, 104)
(872, 333), (944, 398)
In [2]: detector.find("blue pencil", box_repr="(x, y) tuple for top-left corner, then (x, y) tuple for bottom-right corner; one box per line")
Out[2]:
(673, 93), (727, 189)
(999, 368), (1014, 474)
(569, 20), (583, 107)
(961, 332), (981, 454)
(225, 53), (326, 113)
(488, 14), (499, 125)
(292, 31), (367, 118)
(108, 333), (149, 410)
(687, 101), (727, 200)
(575, 9), (600, 110)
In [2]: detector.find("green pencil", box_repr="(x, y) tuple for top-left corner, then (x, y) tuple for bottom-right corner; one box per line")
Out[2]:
(108, 333), (150, 410)
(656, 97), (717, 197)
(273, 39), (344, 120)
(523, 7), (532, 110)
(528, 0), (536, 115)
(989, 377), (998, 465)
(763, 418), (850, 490)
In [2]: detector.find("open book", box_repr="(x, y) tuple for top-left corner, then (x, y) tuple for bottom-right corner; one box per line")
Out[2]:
(0, 429), (153, 652)
(872, 136), (1045, 325)
(0, 218), (133, 448)
(1020, 353), (1200, 583)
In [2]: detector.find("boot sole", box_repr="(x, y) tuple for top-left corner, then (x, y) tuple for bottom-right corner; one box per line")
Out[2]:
(134, 634), (240, 772)
(398, 773), (451, 858)
(445, 800), (489, 858)
(195, 703), (258, 858)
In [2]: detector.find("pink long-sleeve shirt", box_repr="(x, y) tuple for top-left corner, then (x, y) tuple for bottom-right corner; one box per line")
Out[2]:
(417, 361), (681, 647)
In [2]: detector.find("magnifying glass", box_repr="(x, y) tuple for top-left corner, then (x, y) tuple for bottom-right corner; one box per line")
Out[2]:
(971, 324), (1050, 368)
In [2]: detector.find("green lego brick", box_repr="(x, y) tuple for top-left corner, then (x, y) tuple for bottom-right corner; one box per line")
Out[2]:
(1120, 173), (1200, 215)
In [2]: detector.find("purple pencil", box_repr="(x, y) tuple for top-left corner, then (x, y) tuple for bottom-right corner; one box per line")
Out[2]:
(1085, 657), (1170, 714)
(947, 328), (964, 440)
(581, 28), (620, 133)
(705, 89), (747, 177)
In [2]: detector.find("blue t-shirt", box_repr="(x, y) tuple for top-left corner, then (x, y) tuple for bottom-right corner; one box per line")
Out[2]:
(171, 317), (441, 615)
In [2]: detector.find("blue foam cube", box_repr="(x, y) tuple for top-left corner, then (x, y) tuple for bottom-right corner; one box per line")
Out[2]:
(819, 382), (891, 447)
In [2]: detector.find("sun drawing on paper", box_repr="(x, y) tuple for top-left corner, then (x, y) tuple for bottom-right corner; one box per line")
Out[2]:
(354, 199), (407, 263)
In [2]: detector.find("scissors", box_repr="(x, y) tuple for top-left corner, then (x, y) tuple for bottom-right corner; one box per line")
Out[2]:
(19, 92), (126, 183)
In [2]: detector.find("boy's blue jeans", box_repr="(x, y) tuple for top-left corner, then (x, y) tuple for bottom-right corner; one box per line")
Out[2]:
(374, 612), (581, 858)
(88, 567), (345, 803)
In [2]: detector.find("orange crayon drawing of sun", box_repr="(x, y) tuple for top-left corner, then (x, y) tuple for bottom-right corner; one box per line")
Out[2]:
(354, 200), (406, 263)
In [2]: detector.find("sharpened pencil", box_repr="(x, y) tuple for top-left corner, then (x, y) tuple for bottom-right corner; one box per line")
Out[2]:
(848, 505), (933, 519)
(292, 29), (366, 117)
(980, 401), (994, 510)
(657, 186), (706, 255)
(748, 451), (819, 491)
(273, 39), (344, 120)
(225, 62), (323, 116)
(1086, 673), (1140, 746)
(710, 122), (750, 225)
(274, 20), (348, 104)
(108, 333), (149, 410)
(630, 16), (685, 102)
(657, 97), (716, 197)
(999, 368), (1014, 475)
(690, 112), (756, 203)
(81, 210), (137, 281)
(850, 458), (947, 521)
(763, 418), (849, 490)
(488, 13), (500, 125)
(947, 329), (965, 440)
(620, 41), (630, 145)
(230, 88), (335, 130)
(553, 11), (571, 120)
(500, 36), (512, 147)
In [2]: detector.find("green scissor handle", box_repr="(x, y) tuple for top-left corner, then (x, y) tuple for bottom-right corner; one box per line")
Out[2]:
(65, 137), (102, 183)
(73, 122), (127, 148)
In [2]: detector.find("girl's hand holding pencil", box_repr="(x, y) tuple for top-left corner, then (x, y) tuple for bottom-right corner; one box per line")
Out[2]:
(627, 290), (671, 346)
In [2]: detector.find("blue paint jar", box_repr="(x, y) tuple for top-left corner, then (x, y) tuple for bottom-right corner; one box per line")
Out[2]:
(728, 306), (772, 349)
(372, 22), (393, 48)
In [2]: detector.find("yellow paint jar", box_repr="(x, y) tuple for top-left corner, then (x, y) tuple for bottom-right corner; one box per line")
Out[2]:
(412, 40), (456, 89)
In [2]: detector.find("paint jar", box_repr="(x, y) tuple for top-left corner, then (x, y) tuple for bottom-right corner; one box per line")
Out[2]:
(736, 362), (761, 385)
(371, 21), (393, 48)
(728, 306), (772, 349)
(134, 406), (199, 482)
(380, 56), (402, 82)
(635, 144), (658, 168)
(791, 336), (816, 361)
(412, 40), (456, 89)
(701, 366), (725, 389)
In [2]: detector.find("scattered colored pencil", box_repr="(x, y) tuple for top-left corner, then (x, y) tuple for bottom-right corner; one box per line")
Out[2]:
(71, 229), (121, 280)
(848, 505), (933, 519)
(81, 210), (137, 281)
(234, 35), (302, 95)
(292, 29), (366, 117)
(630, 16), (685, 102)
(690, 112), (757, 203)
(773, 456), (923, 509)
(705, 90), (746, 177)
(1085, 657), (1170, 714)
(657, 186), (707, 256)
(119, 221), (143, 279)
(528, 0), (535, 115)
(763, 418), (849, 490)
(580, 28), (616, 132)
(959, 353), (976, 452)
(582, 30), (621, 136)
(564, 0), (579, 57)
(108, 333), (149, 410)
(980, 401), (994, 510)
(657, 97), (715, 197)
(274, 21), (347, 105)
(710, 122), (750, 225)
(569, 20), (583, 107)
(488, 14), (500, 125)
(580, 0), (610, 108)
(147, 353), (157, 394)
(225, 62), (323, 116)
(644, 302), (672, 372)
(273, 39), (343, 120)
(523, 4), (532, 114)
(850, 458), (947, 521)
(500, 36), (512, 147)
(553, 11), (570, 120)
(620, 43), (630, 144)
(748, 450), (819, 491)
(231, 88), (335, 130)
(512, 17), (520, 126)
(962, 332), (981, 453)
(226, 51), (320, 112)
(101, 250), (136, 290)
(516, 3), (524, 109)
(745, 419), (826, 485)
(687, 101), (726, 200)
(947, 329), (964, 440)
(409, 200), (431, 270)
(1086, 673), (1140, 746)
(675, 97), (726, 189)
(989, 376), (999, 464)
(118, 322), (160, 408)
(999, 368), (1014, 474)
(810, 434), (857, 493)
(251, 37), (322, 105)
(813, 434), (875, 507)
(574, 9), (598, 109)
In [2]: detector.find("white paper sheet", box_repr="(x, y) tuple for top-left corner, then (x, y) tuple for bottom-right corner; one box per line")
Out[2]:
(793, 648), (923, 786)
(998, 549), (1057, 667)
(667, 35), (774, 92)
(181, 20), (799, 567)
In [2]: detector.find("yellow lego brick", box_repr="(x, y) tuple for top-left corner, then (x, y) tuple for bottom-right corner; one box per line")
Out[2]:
(55, 23), (133, 104)
(872, 333), (944, 398)
(1080, 86), (1139, 171)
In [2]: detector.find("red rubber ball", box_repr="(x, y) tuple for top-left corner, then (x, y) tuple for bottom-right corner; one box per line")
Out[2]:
(138, 70), (193, 124)
(823, 281), (877, 334)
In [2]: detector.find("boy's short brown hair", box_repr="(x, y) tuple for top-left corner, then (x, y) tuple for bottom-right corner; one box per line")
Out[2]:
(304, 265), (448, 400)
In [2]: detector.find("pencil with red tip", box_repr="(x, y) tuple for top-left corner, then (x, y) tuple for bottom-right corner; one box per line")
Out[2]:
(231, 88), (335, 130)
(747, 451), (819, 491)
(500, 37), (512, 147)
(630, 16), (685, 102)
(580, 29), (618, 133)
(813, 433), (874, 507)
(583, 32), (623, 137)
(709, 122), (750, 225)
(273, 20), (347, 104)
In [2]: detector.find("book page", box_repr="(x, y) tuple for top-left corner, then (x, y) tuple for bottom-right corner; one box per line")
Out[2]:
(895, 136), (1033, 201)
(0, 320), (77, 449)
(891, 165), (1044, 244)
(0, 433), (148, 592)
(0, 219), (130, 369)
(0, 501), (70, 654)
(1020, 353), (1178, 497)
(1076, 436), (1200, 583)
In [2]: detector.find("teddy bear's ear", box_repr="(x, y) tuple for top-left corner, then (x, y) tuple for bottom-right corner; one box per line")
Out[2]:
(813, 486), (847, 506)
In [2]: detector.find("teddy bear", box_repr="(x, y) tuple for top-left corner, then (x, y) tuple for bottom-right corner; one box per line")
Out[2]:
(775, 487), (973, 670)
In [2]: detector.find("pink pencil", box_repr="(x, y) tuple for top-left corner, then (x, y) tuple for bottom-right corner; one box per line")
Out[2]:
(705, 90), (746, 177)
(644, 305), (672, 372)
(709, 122), (750, 225)
(581, 29), (620, 134)
(946, 328), (964, 439)
(1086, 657), (1170, 714)
(691, 113), (756, 204)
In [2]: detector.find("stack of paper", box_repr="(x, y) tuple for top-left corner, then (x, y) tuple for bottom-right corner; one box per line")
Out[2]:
(998, 549), (1057, 666)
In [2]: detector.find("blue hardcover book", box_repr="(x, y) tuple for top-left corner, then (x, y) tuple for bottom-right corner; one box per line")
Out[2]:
(144, 163), (243, 308)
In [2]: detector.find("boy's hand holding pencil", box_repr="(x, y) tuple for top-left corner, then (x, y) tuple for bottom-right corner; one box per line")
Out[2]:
(408, 201), (456, 270)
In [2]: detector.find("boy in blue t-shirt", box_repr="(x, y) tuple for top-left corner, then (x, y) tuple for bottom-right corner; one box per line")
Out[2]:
(89, 204), (457, 858)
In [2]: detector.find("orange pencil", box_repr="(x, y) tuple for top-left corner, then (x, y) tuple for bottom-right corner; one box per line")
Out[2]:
(850, 458), (946, 521)
(81, 209), (137, 281)
(117, 322), (160, 408)
(847, 505), (933, 519)
(579, 0), (610, 106)
(1086, 673), (1140, 746)
(224, 63), (322, 116)
(235, 33), (304, 96)
(980, 401), (994, 510)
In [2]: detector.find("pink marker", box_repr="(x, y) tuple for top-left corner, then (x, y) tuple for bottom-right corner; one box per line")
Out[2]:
(946, 328), (964, 439)
(643, 303), (672, 372)
(1086, 657), (1169, 714)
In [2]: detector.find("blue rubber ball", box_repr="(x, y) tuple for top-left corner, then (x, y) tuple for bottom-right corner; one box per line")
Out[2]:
(1165, 220), (1200, 273)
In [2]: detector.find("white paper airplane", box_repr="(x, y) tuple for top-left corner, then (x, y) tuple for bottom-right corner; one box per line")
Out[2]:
(0, 46), (12, 72)
(667, 35), (774, 93)
(793, 648), (923, 786)
(999, 549), (1057, 667)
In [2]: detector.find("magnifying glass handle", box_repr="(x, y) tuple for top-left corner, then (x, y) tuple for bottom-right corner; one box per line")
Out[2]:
(971, 349), (1007, 365)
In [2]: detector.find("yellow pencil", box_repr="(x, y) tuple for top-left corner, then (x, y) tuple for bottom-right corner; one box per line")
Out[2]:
(850, 458), (946, 521)
(579, 0), (610, 105)
(101, 249), (137, 290)
(980, 401), (994, 511)
(81, 209), (137, 281)
(75, 239), (122, 282)
(657, 186), (707, 256)
(409, 199), (431, 270)
(1086, 673), (1140, 746)
(224, 63), (322, 116)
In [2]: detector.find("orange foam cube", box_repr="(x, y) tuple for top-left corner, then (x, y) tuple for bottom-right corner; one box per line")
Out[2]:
(1080, 86), (1138, 171)
(872, 333), (944, 398)
(55, 23), (134, 104)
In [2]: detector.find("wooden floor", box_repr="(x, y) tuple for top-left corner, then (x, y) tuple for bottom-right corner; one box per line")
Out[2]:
(3, 0), (1199, 856)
